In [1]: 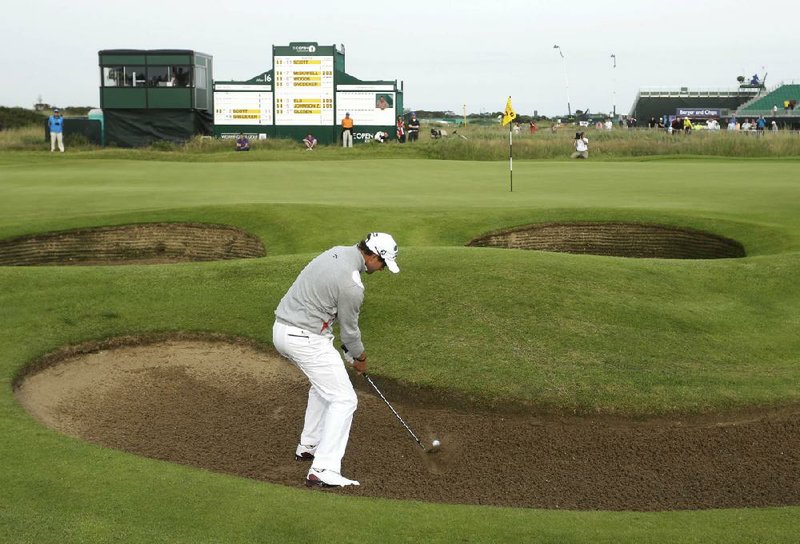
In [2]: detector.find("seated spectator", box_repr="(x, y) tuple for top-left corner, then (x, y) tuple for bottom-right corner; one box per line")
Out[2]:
(374, 131), (388, 143)
(235, 133), (250, 151)
(303, 133), (317, 150)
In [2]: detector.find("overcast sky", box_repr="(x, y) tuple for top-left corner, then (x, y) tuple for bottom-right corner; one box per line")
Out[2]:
(1, 0), (795, 116)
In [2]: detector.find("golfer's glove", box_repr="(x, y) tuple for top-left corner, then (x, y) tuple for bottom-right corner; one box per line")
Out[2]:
(341, 344), (355, 365)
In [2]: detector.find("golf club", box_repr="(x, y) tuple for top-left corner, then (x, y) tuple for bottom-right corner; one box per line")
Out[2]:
(342, 344), (440, 453)
(363, 373), (440, 453)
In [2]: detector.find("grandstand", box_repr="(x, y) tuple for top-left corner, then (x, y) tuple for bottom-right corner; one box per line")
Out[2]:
(629, 83), (800, 128)
(736, 83), (800, 116)
(629, 87), (759, 122)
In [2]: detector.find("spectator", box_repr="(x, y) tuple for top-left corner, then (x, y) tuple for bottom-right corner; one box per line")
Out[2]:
(570, 131), (589, 159)
(48, 109), (65, 152)
(683, 117), (693, 134)
(407, 113), (420, 142)
(374, 131), (388, 143)
(235, 133), (250, 151)
(303, 133), (317, 150)
(670, 117), (682, 135)
(341, 113), (354, 148)
(529, 120), (537, 133)
(396, 115), (405, 143)
(756, 116), (767, 133)
(175, 68), (189, 87)
(771, 120), (779, 132)
(773, 105), (778, 117)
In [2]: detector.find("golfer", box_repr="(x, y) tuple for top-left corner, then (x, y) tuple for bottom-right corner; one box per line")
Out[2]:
(273, 232), (400, 487)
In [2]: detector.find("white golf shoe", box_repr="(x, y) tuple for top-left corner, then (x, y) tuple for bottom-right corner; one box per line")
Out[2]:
(295, 444), (317, 461)
(306, 467), (360, 488)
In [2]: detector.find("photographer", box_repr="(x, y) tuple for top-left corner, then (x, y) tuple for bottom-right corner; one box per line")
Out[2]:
(570, 131), (589, 159)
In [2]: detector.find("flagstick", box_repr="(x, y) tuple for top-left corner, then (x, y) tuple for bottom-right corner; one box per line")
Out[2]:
(509, 123), (513, 192)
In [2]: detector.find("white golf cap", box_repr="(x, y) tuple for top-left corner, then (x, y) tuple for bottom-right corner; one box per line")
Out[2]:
(365, 232), (400, 273)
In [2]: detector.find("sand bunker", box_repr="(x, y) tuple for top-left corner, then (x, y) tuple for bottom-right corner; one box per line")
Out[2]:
(14, 337), (799, 511)
(0, 223), (265, 266)
(468, 222), (745, 259)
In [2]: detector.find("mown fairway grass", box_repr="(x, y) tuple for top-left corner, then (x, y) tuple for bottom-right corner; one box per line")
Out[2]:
(1, 152), (799, 542)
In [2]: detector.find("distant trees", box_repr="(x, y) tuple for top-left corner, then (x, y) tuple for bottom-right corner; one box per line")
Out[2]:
(0, 107), (46, 131)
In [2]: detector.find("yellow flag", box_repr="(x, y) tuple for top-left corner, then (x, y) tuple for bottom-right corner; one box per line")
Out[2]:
(502, 96), (517, 126)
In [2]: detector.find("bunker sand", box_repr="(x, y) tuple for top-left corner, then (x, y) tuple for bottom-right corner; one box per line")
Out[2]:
(15, 338), (800, 511)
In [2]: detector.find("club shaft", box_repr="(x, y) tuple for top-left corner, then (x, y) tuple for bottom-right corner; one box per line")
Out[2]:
(364, 374), (425, 450)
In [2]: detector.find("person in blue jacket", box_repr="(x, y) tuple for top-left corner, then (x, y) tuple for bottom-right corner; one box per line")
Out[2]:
(48, 109), (65, 152)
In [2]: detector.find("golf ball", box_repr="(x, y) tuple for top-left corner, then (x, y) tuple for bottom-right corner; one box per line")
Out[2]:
(432, 439), (441, 448)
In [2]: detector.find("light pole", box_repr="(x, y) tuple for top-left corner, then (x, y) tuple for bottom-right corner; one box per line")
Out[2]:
(610, 53), (617, 118)
(553, 45), (571, 117)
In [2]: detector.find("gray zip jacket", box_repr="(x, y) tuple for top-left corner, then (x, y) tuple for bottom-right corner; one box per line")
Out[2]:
(275, 245), (366, 356)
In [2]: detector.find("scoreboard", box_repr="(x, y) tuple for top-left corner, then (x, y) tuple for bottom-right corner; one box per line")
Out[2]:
(213, 84), (273, 126)
(274, 54), (335, 126)
(213, 43), (402, 142)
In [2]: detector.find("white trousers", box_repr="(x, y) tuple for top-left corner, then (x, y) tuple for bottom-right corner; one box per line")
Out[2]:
(342, 130), (353, 148)
(50, 132), (64, 152)
(273, 321), (357, 474)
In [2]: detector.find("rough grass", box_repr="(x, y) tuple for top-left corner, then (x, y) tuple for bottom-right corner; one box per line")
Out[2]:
(3, 122), (799, 159)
